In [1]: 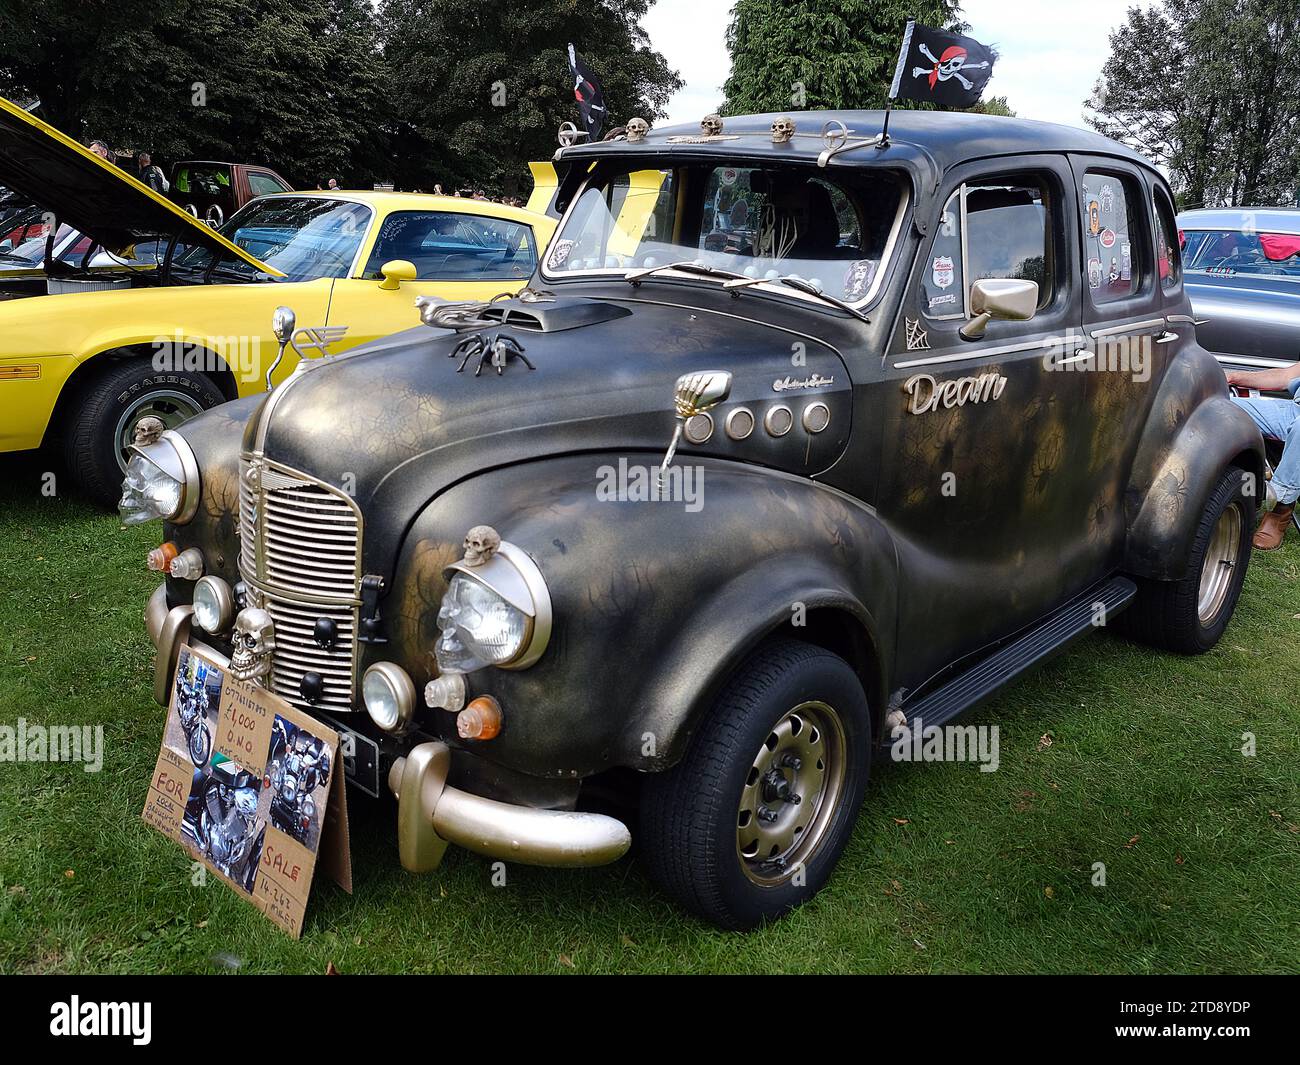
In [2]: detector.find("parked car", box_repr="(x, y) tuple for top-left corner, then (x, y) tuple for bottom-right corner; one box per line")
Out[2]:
(0, 94), (556, 504)
(169, 160), (294, 227)
(133, 110), (1261, 930)
(1178, 207), (1300, 395)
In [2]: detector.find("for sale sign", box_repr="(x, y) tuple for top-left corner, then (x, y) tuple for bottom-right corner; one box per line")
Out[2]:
(142, 644), (351, 938)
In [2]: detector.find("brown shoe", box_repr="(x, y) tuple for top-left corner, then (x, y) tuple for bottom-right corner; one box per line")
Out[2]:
(1253, 504), (1295, 551)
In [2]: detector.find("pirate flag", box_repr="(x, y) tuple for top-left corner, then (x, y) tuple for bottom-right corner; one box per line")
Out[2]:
(568, 44), (607, 141)
(888, 20), (996, 109)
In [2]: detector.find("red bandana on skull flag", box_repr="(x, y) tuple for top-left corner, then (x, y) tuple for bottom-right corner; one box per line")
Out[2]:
(568, 44), (607, 141)
(889, 21), (997, 109)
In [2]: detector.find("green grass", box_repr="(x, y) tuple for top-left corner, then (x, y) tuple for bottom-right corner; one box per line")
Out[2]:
(0, 452), (1297, 973)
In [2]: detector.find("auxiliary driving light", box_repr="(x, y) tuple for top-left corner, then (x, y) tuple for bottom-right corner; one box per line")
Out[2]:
(192, 576), (234, 635)
(363, 662), (416, 733)
(457, 696), (503, 741)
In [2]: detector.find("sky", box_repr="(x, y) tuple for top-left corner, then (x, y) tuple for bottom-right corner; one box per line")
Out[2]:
(642, 0), (1149, 130)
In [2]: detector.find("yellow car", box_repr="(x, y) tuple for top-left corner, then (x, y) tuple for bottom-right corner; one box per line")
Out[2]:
(0, 95), (557, 503)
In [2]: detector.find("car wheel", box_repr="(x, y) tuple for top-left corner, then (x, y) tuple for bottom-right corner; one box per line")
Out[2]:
(1117, 466), (1255, 654)
(63, 360), (223, 507)
(640, 638), (872, 930)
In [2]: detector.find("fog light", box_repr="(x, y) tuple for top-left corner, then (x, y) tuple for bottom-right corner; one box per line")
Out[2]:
(457, 696), (502, 741)
(193, 576), (234, 634)
(363, 662), (416, 733)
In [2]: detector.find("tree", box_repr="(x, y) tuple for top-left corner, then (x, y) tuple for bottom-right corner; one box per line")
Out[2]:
(721, 0), (961, 114)
(1086, 0), (1300, 207)
(379, 0), (681, 195)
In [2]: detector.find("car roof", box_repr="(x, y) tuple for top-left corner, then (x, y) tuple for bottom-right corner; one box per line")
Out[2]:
(1177, 207), (1300, 236)
(560, 109), (1155, 174)
(266, 189), (546, 225)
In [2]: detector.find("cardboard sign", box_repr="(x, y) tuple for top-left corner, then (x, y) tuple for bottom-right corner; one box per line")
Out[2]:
(142, 644), (351, 938)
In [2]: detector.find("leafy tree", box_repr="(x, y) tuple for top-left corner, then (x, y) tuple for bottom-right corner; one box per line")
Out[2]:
(379, 0), (681, 195)
(721, 0), (962, 114)
(1087, 0), (1300, 207)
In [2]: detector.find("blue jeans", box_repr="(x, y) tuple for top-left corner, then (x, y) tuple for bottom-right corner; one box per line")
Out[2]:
(1232, 379), (1300, 506)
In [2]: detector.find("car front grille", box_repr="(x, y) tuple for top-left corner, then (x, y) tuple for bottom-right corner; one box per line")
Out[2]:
(239, 456), (361, 713)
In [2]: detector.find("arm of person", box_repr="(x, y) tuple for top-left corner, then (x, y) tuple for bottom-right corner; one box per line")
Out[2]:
(1224, 358), (1300, 391)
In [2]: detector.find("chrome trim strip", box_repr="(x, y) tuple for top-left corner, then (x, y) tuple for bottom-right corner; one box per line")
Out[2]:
(894, 337), (1047, 369)
(1089, 317), (1165, 339)
(1213, 353), (1292, 368)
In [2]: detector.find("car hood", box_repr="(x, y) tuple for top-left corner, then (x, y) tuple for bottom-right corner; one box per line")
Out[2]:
(237, 292), (853, 572)
(0, 96), (277, 274)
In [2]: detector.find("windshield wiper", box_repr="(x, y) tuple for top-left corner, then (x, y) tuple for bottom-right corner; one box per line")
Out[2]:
(722, 273), (870, 323)
(625, 260), (749, 286)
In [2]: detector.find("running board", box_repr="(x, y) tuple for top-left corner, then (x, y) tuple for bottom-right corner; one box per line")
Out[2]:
(886, 576), (1137, 743)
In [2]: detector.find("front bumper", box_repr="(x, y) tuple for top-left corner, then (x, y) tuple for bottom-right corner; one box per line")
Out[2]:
(146, 588), (632, 872)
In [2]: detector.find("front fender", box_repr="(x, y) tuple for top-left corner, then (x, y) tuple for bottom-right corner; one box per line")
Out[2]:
(386, 454), (898, 778)
(1125, 346), (1263, 579)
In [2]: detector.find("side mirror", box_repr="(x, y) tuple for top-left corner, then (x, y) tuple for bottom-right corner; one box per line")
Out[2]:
(960, 278), (1038, 340)
(379, 259), (417, 291)
(660, 370), (732, 478)
(266, 306), (297, 391)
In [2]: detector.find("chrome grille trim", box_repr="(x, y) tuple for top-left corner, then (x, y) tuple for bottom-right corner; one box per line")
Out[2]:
(239, 455), (363, 712)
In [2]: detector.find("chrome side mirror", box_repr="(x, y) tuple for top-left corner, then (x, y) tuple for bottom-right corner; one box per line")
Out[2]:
(660, 370), (732, 479)
(266, 306), (297, 390)
(960, 278), (1038, 340)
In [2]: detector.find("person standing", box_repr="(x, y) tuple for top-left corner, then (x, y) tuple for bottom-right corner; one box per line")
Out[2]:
(137, 153), (168, 194)
(88, 140), (111, 160)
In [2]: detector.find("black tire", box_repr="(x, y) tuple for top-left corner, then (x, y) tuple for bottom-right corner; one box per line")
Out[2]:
(640, 638), (872, 930)
(1117, 466), (1255, 654)
(62, 360), (223, 507)
(188, 724), (211, 768)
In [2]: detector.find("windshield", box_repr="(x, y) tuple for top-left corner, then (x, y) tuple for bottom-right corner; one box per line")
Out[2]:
(1182, 229), (1300, 281)
(176, 196), (371, 281)
(544, 162), (905, 305)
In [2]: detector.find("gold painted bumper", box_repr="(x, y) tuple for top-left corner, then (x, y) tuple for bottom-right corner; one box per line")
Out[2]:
(147, 584), (193, 706)
(389, 742), (632, 871)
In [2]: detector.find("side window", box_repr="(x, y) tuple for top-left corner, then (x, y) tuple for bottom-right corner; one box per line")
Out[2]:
(922, 175), (1053, 319)
(1080, 171), (1139, 303)
(922, 190), (965, 319)
(248, 172), (288, 198)
(965, 178), (1053, 307)
(363, 211), (536, 281)
(1152, 190), (1181, 291)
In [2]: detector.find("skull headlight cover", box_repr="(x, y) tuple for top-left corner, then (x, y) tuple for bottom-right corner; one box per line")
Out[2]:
(118, 432), (200, 525)
(435, 542), (552, 674)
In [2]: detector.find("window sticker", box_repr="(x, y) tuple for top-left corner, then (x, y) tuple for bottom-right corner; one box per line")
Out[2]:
(1088, 257), (1103, 289)
(922, 190), (965, 319)
(933, 254), (955, 289)
(843, 259), (877, 300)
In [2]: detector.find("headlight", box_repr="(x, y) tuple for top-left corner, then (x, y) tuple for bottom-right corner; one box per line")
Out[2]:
(193, 576), (234, 634)
(435, 541), (552, 673)
(118, 432), (199, 525)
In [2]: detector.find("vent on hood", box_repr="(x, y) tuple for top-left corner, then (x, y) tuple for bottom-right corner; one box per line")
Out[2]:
(480, 296), (632, 333)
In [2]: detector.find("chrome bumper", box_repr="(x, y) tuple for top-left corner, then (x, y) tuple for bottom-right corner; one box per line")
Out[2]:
(389, 742), (632, 871)
(146, 584), (193, 706)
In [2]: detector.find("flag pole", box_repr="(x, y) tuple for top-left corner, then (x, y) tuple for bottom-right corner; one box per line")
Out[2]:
(879, 18), (916, 148)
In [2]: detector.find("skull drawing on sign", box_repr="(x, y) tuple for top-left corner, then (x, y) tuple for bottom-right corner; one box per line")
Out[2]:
(462, 525), (501, 566)
(230, 608), (275, 683)
(701, 113), (724, 138)
(771, 116), (796, 144)
(625, 117), (650, 143)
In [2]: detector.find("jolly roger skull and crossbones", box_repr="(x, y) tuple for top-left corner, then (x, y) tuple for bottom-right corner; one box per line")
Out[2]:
(913, 43), (989, 91)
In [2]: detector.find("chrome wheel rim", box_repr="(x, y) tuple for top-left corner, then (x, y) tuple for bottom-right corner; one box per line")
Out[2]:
(113, 389), (204, 473)
(1198, 503), (1242, 624)
(736, 700), (847, 886)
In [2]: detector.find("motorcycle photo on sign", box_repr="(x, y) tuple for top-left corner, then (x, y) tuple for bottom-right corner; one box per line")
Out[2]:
(265, 717), (332, 852)
(164, 647), (221, 767)
(179, 755), (267, 893)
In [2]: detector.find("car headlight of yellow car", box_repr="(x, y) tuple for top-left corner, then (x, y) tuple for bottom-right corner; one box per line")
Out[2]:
(435, 541), (552, 673)
(118, 433), (200, 525)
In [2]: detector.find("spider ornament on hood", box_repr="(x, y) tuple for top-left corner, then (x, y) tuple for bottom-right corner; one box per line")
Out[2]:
(449, 332), (536, 377)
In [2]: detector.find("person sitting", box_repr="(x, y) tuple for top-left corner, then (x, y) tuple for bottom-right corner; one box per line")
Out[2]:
(1226, 359), (1300, 549)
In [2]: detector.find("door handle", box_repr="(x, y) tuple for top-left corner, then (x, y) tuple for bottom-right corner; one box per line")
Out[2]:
(1155, 330), (1179, 344)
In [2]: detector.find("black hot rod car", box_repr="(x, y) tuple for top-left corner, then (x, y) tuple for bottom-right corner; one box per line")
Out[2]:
(129, 111), (1263, 929)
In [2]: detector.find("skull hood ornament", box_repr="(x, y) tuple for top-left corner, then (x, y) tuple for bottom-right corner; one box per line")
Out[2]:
(230, 607), (276, 684)
(462, 525), (501, 566)
(625, 117), (650, 143)
(771, 116), (796, 144)
(701, 114), (724, 138)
